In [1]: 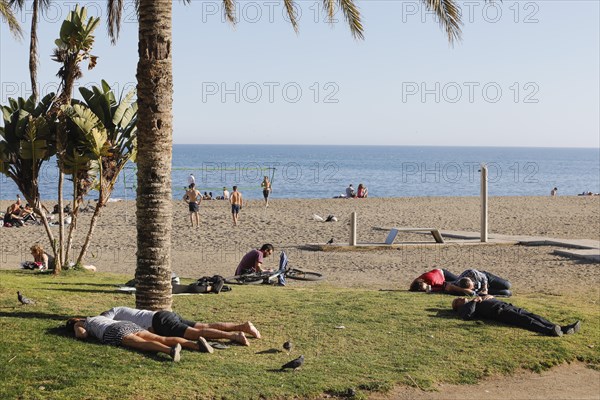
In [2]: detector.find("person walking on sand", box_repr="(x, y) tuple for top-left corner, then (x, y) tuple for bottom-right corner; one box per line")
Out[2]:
(230, 185), (243, 226)
(183, 182), (202, 228)
(261, 176), (272, 207)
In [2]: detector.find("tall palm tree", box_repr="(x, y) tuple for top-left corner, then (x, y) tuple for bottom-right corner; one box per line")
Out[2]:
(9, 0), (51, 102)
(107, 0), (461, 311)
(0, 0), (22, 38)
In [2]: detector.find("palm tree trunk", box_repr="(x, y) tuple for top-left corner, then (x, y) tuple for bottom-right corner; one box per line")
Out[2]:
(76, 201), (102, 265)
(29, 0), (39, 102)
(64, 197), (79, 265)
(135, 0), (174, 311)
(55, 171), (64, 274)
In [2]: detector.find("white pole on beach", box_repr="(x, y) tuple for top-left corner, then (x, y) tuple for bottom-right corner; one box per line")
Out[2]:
(350, 212), (357, 246)
(480, 163), (488, 242)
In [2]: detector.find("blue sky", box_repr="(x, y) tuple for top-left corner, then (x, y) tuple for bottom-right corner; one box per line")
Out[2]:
(1, 0), (599, 147)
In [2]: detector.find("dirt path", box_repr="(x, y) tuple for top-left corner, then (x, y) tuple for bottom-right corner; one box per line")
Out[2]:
(368, 363), (600, 400)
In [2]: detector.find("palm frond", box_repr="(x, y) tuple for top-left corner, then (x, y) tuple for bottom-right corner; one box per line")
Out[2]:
(222, 0), (235, 25)
(106, 0), (124, 44)
(424, 0), (462, 45)
(1, 0), (23, 39)
(323, 0), (364, 40)
(283, 0), (298, 33)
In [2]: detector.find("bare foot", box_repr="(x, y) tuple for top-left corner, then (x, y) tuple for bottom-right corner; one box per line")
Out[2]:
(234, 332), (250, 346)
(244, 322), (261, 339)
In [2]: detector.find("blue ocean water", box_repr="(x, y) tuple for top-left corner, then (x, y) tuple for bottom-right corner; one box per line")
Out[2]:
(1, 145), (599, 200)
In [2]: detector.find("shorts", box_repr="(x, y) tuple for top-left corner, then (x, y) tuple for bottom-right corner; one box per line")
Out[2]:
(152, 311), (195, 337)
(231, 204), (240, 214)
(189, 202), (199, 212)
(102, 321), (144, 346)
(263, 189), (270, 199)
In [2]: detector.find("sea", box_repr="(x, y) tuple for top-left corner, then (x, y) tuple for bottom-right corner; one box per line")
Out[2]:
(1, 145), (599, 201)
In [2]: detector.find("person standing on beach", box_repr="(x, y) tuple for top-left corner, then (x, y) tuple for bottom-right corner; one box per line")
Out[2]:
(183, 183), (202, 228)
(261, 176), (272, 207)
(230, 185), (243, 226)
(188, 173), (195, 187)
(222, 187), (230, 200)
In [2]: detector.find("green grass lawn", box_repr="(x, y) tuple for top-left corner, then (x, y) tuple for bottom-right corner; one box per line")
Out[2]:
(0, 270), (598, 399)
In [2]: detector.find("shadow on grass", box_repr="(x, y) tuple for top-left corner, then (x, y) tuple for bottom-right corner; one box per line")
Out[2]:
(425, 308), (456, 319)
(256, 348), (282, 354)
(0, 310), (71, 320)
(44, 288), (120, 294)
(43, 282), (119, 288)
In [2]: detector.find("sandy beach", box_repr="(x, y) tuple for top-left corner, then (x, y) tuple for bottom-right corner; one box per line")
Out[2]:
(1, 195), (598, 295)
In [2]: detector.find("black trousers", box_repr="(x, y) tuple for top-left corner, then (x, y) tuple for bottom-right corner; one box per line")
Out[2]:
(495, 304), (556, 335)
(483, 271), (512, 297)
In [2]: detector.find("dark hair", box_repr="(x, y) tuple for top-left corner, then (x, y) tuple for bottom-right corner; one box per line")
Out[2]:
(66, 318), (82, 334)
(189, 183), (195, 189)
(457, 277), (472, 288)
(260, 244), (274, 252)
(233, 185), (238, 190)
(409, 279), (423, 292)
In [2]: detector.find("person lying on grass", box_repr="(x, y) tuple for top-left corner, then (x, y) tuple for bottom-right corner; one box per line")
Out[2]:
(452, 295), (581, 337)
(409, 268), (460, 293)
(66, 316), (213, 362)
(449, 269), (512, 297)
(101, 306), (261, 346)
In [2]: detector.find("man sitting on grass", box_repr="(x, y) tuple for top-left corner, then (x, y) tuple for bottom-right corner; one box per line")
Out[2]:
(452, 295), (581, 337)
(101, 306), (261, 347)
(235, 244), (274, 275)
(66, 316), (211, 362)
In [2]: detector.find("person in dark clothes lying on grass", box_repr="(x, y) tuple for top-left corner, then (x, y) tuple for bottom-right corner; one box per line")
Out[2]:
(101, 306), (261, 346)
(450, 269), (512, 297)
(452, 295), (581, 337)
(66, 316), (210, 362)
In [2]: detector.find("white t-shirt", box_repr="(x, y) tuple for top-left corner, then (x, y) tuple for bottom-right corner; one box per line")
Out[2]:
(188, 174), (195, 185)
(84, 316), (120, 340)
(223, 190), (230, 199)
(101, 306), (155, 330)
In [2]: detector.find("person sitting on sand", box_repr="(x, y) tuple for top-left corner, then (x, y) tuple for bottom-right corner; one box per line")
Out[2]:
(451, 269), (512, 297)
(66, 315), (207, 362)
(452, 295), (581, 337)
(409, 268), (460, 292)
(235, 244), (274, 275)
(357, 183), (368, 198)
(222, 187), (230, 200)
(3, 202), (23, 227)
(345, 184), (356, 198)
(20, 204), (37, 223)
(101, 306), (260, 346)
(551, 187), (558, 196)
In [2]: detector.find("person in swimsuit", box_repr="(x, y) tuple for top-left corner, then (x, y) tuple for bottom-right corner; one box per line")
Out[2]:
(230, 186), (243, 226)
(183, 183), (201, 228)
(261, 176), (271, 207)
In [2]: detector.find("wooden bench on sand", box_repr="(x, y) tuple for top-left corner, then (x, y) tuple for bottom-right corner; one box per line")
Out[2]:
(379, 227), (445, 244)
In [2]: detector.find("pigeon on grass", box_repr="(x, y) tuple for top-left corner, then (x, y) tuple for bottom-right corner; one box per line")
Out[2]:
(283, 341), (292, 354)
(281, 355), (304, 371)
(17, 291), (34, 305)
